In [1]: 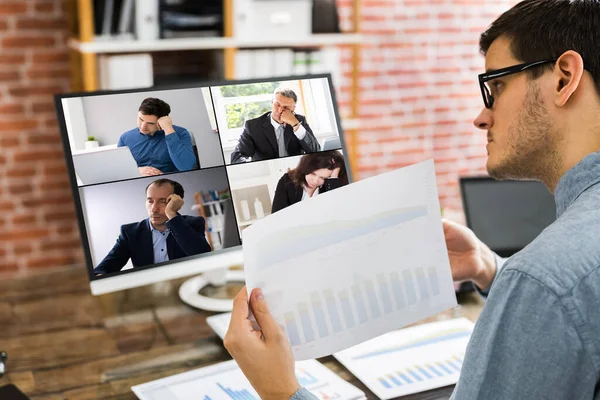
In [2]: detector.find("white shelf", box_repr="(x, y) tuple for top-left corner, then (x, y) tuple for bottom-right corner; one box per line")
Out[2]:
(68, 34), (363, 54)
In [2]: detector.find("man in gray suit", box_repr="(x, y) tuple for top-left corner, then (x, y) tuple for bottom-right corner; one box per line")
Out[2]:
(230, 87), (321, 164)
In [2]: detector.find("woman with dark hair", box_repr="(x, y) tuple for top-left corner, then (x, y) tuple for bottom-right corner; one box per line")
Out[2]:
(271, 150), (348, 213)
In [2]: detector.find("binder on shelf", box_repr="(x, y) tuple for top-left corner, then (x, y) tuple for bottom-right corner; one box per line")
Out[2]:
(98, 54), (154, 90)
(135, 0), (159, 40)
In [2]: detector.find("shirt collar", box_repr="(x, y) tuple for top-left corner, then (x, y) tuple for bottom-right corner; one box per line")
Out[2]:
(147, 218), (170, 234)
(270, 113), (283, 131)
(554, 150), (600, 217)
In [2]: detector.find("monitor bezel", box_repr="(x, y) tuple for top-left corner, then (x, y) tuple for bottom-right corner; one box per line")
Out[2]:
(54, 73), (354, 295)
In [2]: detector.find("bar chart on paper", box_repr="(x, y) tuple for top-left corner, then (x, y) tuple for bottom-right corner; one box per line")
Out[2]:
(243, 159), (458, 360)
(334, 318), (475, 399)
(131, 359), (365, 400)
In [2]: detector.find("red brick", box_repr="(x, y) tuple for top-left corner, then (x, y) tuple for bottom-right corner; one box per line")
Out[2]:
(15, 18), (67, 30)
(0, 54), (26, 64)
(33, 2), (55, 13)
(0, 3), (27, 13)
(0, 228), (49, 241)
(13, 243), (33, 255)
(44, 209), (76, 223)
(26, 68), (72, 80)
(12, 214), (37, 225)
(0, 263), (19, 273)
(9, 85), (64, 98)
(26, 254), (79, 269)
(40, 238), (82, 251)
(26, 133), (62, 145)
(31, 52), (70, 64)
(2, 36), (55, 48)
(6, 167), (36, 178)
(13, 149), (65, 162)
(31, 102), (58, 113)
(0, 71), (21, 81)
(40, 180), (70, 191)
(0, 104), (25, 114)
(8, 184), (33, 195)
(0, 137), (20, 148)
(22, 194), (74, 208)
(0, 120), (38, 132)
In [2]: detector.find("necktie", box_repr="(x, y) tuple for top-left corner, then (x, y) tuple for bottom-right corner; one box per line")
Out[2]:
(276, 124), (287, 157)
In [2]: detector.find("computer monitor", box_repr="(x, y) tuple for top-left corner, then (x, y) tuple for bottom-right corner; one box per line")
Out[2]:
(55, 74), (352, 297)
(459, 177), (556, 258)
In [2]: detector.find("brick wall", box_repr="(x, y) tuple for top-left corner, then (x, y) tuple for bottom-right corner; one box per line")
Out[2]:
(0, 0), (82, 274)
(336, 0), (518, 215)
(0, 0), (517, 274)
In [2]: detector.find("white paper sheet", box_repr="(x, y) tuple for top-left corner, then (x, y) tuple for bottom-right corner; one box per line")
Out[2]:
(242, 159), (458, 360)
(131, 359), (365, 400)
(334, 318), (475, 399)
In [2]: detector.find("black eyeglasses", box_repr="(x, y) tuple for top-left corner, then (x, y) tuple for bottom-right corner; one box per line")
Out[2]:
(478, 59), (557, 109)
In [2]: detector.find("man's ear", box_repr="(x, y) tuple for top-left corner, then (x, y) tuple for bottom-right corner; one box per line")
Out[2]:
(554, 50), (585, 107)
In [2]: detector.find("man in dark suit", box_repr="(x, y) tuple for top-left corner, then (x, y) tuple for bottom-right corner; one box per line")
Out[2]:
(230, 87), (321, 164)
(94, 178), (211, 276)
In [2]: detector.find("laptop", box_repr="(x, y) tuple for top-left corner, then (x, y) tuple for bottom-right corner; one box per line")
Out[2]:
(73, 146), (139, 186)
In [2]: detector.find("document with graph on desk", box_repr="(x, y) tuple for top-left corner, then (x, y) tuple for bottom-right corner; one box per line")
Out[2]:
(242, 159), (457, 360)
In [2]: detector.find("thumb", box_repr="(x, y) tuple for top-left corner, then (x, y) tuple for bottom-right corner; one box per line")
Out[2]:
(249, 288), (281, 340)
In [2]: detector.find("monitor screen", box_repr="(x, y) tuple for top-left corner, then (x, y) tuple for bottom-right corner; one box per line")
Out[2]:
(55, 75), (352, 295)
(459, 177), (556, 258)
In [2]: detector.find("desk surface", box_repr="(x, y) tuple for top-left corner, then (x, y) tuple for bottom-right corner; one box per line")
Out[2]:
(0, 266), (484, 400)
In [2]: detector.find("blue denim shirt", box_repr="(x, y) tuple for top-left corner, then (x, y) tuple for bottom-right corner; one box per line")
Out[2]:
(290, 150), (600, 400)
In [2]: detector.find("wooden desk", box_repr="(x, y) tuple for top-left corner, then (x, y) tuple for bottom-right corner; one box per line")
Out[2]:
(0, 266), (484, 399)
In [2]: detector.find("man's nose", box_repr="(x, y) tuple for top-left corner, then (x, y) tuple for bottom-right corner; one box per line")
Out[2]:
(473, 107), (493, 130)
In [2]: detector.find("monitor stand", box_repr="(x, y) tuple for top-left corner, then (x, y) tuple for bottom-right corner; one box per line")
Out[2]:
(178, 267), (245, 312)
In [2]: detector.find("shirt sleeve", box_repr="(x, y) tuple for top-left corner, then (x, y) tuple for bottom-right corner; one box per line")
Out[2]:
(290, 387), (318, 400)
(451, 268), (594, 400)
(165, 127), (196, 171)
(475, 253), (507, 298)
(294, 124), (307, 140)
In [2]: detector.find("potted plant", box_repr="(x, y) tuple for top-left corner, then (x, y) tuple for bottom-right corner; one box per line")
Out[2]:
(84, 135), (99, 149)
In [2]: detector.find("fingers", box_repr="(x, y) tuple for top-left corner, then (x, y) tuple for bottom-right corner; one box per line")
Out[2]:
(249, 288), (282, 342)
(229, 286), (250, 331)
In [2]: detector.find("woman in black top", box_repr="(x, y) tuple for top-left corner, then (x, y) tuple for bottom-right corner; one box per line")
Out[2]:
(271, 150), (348, 214)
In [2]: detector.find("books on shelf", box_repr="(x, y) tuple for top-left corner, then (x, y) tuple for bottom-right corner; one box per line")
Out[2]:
(235, 48), (341, 85)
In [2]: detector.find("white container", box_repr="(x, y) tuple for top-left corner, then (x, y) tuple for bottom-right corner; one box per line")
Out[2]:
(254, 198), (265, 219)
(240, 200), (251, 221)
(84, 140), (99, 149)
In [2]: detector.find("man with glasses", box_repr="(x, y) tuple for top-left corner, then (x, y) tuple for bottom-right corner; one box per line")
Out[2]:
(230, 87), (321, 164)
(223, 1), (600, 399)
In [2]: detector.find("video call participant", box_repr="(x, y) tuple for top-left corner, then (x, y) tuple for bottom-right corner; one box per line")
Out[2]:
(93, 179), (211, 276)
(271, 150), (347, 214)
(230, 87), (321, 164)
(118, 97), (197, 177)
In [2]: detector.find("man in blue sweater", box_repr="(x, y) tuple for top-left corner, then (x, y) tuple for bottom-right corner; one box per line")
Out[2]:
(223, 1), (600, 399)
(118, 97), (197, 176)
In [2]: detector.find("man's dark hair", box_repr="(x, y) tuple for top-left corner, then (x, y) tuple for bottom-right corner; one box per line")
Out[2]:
(480, 0), (600, 92)
(289, 150), (347, 187)
(146, 178), (184, 198)
(139, 97), (171, 118)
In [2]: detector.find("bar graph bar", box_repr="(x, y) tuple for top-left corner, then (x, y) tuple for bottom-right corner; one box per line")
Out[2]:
(415, 268), (430, 301)
(428, 266), (440, 296)
(284, 312), (301, 346)
(390, 271), (406, 310)
(379, 377), (392, 389)
(217, 383), (257, 400)
(351, 284), (369, 323)
(416, 365), (433, 379)
(402, 269), (418, 305)
(364, 279), (381, 319)
(310, 292), (329, 338)
(204, 396), (211, 400)
(338, 289), (355, 329)
(297, 302), (315, 342)
(397, 371), (413, 384)
(426, 363), (444, 377)
(387, 374), (402, 386)
(377, 273), (394, 314)
(436, 361), (453, 375)
(406, 368), (423, 382)
(323, 289), (343, 333)
(447, 359), (461, 372)
(296, 368), (319, 386)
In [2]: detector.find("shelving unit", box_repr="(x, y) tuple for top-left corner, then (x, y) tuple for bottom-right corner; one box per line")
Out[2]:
(68, 0), (362, 175)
